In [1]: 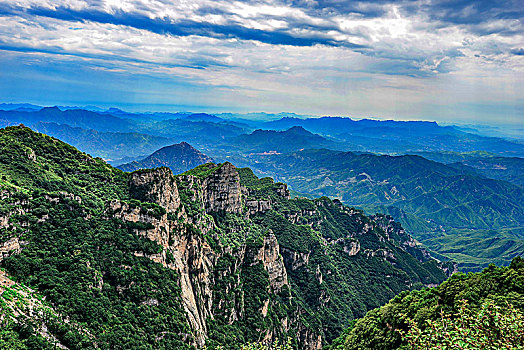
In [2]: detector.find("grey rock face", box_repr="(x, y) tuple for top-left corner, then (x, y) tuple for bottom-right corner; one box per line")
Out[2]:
(110, 164), (325, 349)
(254, 232), (288, 292)
(202, 162), (243, 213)
(129, 167), (180, 213)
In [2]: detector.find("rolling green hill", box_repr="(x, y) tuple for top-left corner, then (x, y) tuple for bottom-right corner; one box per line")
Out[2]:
(241, 149), (524, 270)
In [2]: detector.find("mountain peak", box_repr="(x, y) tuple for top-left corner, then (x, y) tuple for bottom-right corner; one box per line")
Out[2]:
(118, 141), (214, 174)
(285, 125), (311, 134)
(178, 141), (192, 148)
(39, 106), (61, 112)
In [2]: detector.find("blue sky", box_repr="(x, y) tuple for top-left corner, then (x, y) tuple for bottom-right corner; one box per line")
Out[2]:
(0, 0), (522, 125)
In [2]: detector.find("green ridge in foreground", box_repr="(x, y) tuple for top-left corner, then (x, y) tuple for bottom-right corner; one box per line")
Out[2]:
(327, 256), (524, 349)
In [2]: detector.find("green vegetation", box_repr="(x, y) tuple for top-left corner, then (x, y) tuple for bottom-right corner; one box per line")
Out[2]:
(0, 277), (92, 350)
(244, 149), (524, 271)
(402, 299), (523, 349)
(0, 126), (191, 349)
(328, 257), (524, 349)
(0, 126), (453, 349)
(182, 162), (224, 179)
(233, 168), (449, 344)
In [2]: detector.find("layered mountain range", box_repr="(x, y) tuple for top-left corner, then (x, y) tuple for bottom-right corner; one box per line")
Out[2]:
(1, 107), (523, 158)
(0, 126), (452, 349)
(0, 106), (522, 272)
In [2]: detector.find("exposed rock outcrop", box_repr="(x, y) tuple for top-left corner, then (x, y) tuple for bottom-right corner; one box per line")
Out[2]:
(104, 163), (442, 350)
(274, 183), (290, 199)
(246, 199), (272, 216)
(281, 247), (310, 270)
(344, 240), (360, 256)
(110, 193), (215, 347)
(254, 232), (288, 292)
(129, 167), (180, 213)
(167, 225), (216, 346)
(202, 163), (243, 213)
(0, 237), (21, 262)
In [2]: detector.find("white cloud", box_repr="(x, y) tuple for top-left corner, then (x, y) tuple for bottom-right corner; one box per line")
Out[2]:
(0, 0), (522, 123)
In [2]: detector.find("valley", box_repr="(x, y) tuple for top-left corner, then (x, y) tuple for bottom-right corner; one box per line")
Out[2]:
(0, 107), (522, 349)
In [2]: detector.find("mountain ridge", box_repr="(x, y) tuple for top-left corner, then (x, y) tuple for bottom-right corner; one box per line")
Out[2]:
(0, 125), (450, 349)
(240, 148), (524, 270)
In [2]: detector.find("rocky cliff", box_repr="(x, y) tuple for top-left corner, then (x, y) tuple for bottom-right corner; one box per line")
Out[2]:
(115, 163), (296, 347)
(0, 126), (451, 350)
(110, 163), (448, 349)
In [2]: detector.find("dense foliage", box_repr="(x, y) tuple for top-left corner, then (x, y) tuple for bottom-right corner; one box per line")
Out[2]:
(403, 299), (523, 349)
(0, 126), (191, 349)
(328, 257), (524, 349)
(230, 167), (449, 344)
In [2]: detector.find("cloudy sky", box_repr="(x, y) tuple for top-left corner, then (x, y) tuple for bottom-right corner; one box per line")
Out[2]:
(0, 0), (522, 124)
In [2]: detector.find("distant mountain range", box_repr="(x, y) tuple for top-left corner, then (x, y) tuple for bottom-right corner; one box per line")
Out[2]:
(117, 142), (214, 174)
(261, 117), (524, 156)
(1, 106), (523, 157)
(232, 126), (343, 153)
(31, 122), (175, 162)
(414, 151), (524, 186)
(0, 106), (136, 132)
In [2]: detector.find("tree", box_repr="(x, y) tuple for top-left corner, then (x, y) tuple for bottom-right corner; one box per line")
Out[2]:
(401, 300), (524, 349)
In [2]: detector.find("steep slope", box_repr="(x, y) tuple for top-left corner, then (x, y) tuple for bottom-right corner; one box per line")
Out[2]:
(117, 142), (214, 174)
(0, 126), (450, 349)
(0, 268), (94, 349)
(328, 257), (524, 350)
(241, 149), (524, 270)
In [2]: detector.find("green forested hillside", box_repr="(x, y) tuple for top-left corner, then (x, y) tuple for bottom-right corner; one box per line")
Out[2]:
(0, 126), (191, 349)
(0, 126), (449, 349)
(415, 151), (524, 186)
(242, 149), (524, 270)
(328, 257), (524, 349)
